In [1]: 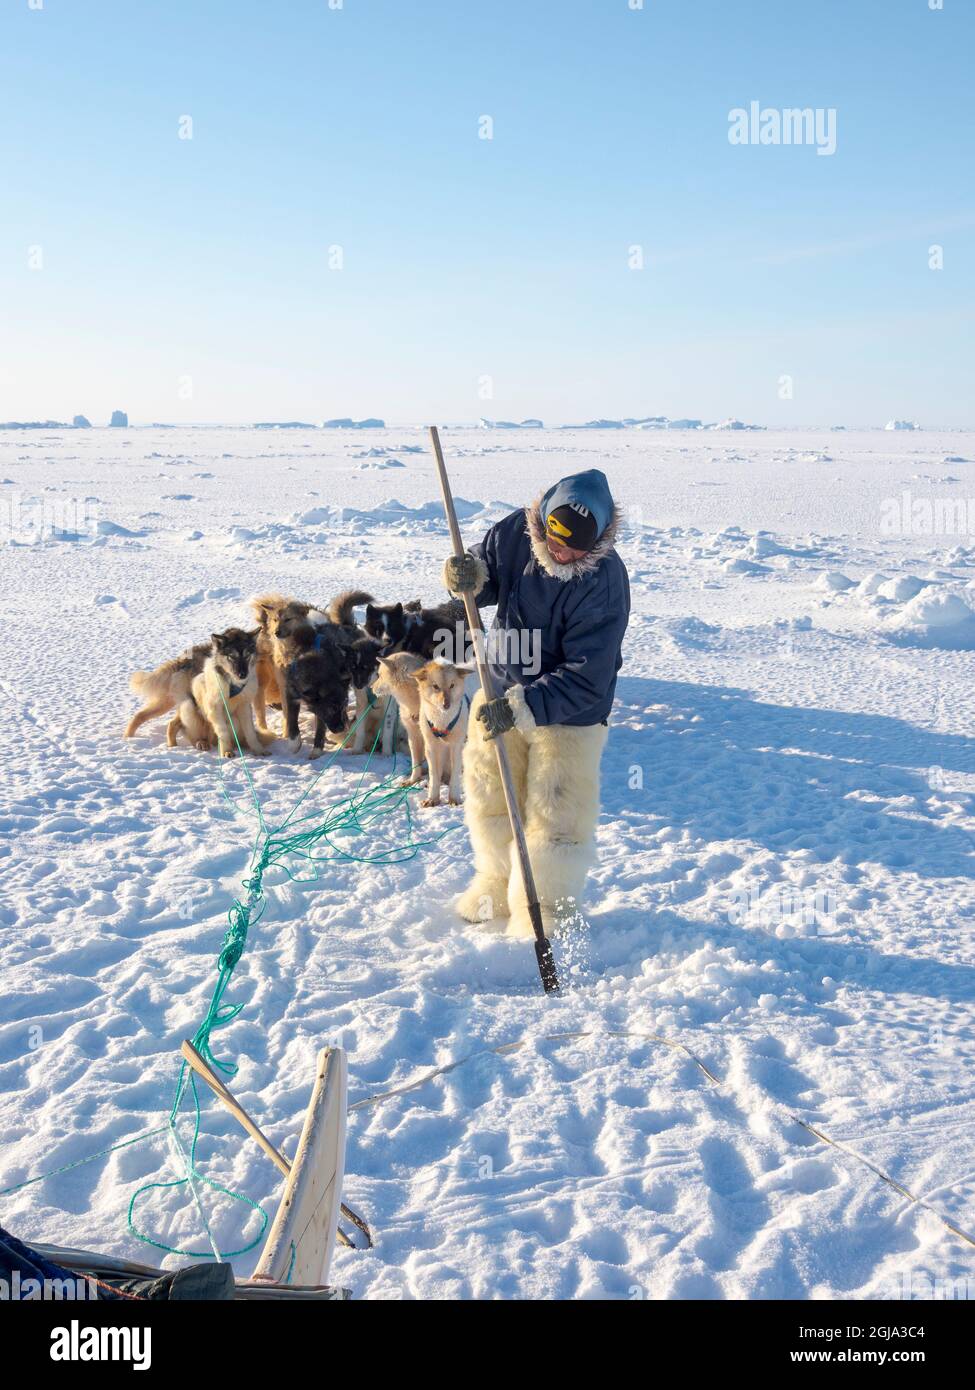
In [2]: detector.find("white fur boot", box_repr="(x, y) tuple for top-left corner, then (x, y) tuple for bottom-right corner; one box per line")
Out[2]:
(506, 719), (608, 938)
(456, 689), (529, 922)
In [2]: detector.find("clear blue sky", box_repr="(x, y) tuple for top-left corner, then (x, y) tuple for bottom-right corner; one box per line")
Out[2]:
(1, 0), (972, 427)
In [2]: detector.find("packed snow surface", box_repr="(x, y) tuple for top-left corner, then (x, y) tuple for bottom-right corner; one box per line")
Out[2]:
(2, 427), (975, 1300)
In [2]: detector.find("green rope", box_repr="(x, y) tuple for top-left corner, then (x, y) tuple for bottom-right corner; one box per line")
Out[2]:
(3, 688), (457, 1265)
(123, 688), (455, 1259)
(0, 1125), (171, 1198)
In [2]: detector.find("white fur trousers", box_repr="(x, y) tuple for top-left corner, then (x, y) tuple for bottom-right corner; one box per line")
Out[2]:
(456, 688), (608, 937)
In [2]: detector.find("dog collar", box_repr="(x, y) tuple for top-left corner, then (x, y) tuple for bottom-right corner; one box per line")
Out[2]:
(427, 695), (469, 739)
(226, 680), (246, 698)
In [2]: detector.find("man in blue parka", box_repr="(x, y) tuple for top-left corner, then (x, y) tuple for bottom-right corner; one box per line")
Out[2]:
(443, 468), (629, 937)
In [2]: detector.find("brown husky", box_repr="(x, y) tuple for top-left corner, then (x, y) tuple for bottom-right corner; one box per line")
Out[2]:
(249, 592), (317, 732)
(250, 588), (376, 748)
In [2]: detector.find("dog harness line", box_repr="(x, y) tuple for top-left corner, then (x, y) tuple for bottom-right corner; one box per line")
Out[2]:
(427, 694), (470, 740)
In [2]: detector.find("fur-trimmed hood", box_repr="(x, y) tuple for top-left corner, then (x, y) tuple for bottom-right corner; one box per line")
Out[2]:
(526, 496), (622, 580)
(461, 492), (630, 727)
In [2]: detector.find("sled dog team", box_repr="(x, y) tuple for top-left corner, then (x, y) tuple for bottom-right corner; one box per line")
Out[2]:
(124, 589), (473, 807)
(126, 468), (630, 934)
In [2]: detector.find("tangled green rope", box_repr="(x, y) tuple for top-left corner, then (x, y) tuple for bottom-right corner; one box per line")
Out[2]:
(4, 689), (456, 1264)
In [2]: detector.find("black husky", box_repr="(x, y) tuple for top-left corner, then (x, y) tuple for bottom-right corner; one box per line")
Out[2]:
(364, 597), (468, 663)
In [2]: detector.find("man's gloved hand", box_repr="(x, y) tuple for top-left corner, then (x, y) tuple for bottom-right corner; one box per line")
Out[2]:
(445, 552), (480, 593)
(476, 695), (515, 741)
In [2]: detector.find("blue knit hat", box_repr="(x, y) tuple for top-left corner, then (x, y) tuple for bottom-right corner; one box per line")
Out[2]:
(539, 469), (614, 552)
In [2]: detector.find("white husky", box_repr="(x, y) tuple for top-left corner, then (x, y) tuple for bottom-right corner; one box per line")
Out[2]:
(414, 658), (471, 807)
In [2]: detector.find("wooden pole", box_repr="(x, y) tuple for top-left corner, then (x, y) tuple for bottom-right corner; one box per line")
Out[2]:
(181, 1040), (292, 1175)
(428, 426), (560, 995)
(179, 1040), (370, 1247)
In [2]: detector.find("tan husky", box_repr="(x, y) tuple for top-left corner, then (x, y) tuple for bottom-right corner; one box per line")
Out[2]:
(414, 659), (471, 807)
(125, 642), (210, 743)
(372, 652), (427, 787)
(127, 628), (273, 755)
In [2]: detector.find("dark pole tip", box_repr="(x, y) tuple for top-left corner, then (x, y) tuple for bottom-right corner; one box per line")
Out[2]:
(535, 937), (561, 994)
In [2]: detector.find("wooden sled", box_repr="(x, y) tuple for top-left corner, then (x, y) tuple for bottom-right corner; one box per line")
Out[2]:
(27, 1241), (350, 1301)
(180, 1040), (352, 1288)
(34, 1042), (355, 1300)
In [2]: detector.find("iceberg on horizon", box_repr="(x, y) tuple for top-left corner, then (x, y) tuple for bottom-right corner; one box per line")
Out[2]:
(561, 419), (627, 430)
(253, 421), (316, 429)
(321, 417), (385, 429)
(0, 419), (69, 430)
(478, 417), (544, 429)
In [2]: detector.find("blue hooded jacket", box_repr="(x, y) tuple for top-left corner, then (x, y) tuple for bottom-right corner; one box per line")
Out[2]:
(466, 469), (630, 728)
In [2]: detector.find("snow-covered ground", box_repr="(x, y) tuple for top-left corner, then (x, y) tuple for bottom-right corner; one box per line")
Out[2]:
(2, 426), (975, 1300)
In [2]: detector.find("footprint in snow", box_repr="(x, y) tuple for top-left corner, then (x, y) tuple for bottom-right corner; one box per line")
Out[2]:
(94, 594), (130, 617)
(175, 586), (241, 608)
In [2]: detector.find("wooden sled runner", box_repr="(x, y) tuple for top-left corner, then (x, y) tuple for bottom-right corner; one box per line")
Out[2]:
(250, 1045), (348, 1284)
(32, 1042), (355, 1300)
(181, 1039), (353, 1287)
